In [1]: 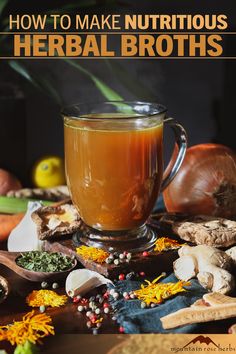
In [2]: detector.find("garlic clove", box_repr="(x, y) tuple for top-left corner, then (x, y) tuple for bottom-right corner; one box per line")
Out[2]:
(7, 201), (43, 252)
(65, 269), (113, 298)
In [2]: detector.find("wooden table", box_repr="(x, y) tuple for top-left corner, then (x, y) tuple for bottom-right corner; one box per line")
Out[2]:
(0, 264), (118, 333)
(0, 243), (235, 353)
(0, 249), (120, 353)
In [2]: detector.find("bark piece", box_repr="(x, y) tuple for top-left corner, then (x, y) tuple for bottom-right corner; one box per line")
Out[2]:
(203, 292), (236, 306)
(161, 292), (236, 329)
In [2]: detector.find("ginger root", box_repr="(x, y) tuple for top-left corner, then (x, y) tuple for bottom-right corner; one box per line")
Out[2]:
(174, 245), (235, 294)
(226, 246), (236, 265)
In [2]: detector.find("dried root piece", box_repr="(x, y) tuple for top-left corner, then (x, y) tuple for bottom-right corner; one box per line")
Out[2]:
(172, 215), (236, 247)
(7, 185), (70, 202)
(174, 245), (235, 294)
(161, 292), (236, 329)
(31, 204), (81, 240)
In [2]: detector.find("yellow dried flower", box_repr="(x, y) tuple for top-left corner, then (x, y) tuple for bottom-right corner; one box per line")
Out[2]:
(26, 290), (67, 308)
(134, 274), (190, 305)
(0, 311), (54, 346)
(154, 237), (185, 253)
(76, 245), (109, 264)
(94, 317), (103, 324)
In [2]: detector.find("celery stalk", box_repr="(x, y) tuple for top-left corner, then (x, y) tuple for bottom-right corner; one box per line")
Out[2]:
(0, 196), (53, 214)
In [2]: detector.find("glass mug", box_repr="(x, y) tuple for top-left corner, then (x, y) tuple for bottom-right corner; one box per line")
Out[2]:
(62, 101), (187, 251)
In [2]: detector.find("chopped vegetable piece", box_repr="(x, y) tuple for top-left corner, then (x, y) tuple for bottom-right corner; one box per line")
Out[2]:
(0, 213), (24, 241)
(14, 340), (40, 354)
(0, 196), (52, 214)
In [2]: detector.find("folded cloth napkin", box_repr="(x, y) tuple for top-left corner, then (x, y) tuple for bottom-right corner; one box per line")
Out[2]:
(108, 273), (207, 334)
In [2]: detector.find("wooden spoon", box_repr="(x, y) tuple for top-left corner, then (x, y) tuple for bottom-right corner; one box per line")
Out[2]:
(0, 250), (77, 282)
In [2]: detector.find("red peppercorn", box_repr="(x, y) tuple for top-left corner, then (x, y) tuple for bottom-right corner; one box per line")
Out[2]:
(123, 251), (128, 256)
(139, 271), (145, 277)
(119, 326), (125, 333)
(80, 298), (88, 305)
(142, 251), (149, 257)
(90, 315), (97, 323)
(103, 302), (109, 308)
(73, 296), (81, 303)
(103, 292), (109, 299)
(119, 273), (125, 281)
(124, 295), (130, 300)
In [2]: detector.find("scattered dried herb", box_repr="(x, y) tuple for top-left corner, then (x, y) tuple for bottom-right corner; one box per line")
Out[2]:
(16, 251), (74, 273)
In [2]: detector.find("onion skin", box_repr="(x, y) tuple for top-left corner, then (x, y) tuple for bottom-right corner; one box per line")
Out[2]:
(163, 144), (236, 218)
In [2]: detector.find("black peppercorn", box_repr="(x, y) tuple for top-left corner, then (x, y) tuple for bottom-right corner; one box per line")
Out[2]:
(126, 272), (136, 280)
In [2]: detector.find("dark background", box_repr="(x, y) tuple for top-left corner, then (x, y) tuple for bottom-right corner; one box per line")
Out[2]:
(0, 0), (236, 185)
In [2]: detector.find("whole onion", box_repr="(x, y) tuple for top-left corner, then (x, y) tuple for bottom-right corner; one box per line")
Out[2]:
(163, 143), (236, 218)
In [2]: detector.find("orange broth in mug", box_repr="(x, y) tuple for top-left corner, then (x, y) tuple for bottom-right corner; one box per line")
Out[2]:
(64, 113), (163, 231)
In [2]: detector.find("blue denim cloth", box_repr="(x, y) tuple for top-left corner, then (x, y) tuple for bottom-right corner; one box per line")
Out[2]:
(153, 194), (165, 213)
(108, 274), (207, 334)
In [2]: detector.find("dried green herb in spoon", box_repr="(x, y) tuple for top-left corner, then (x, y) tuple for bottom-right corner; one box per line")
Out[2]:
(16, 251), (74, 273)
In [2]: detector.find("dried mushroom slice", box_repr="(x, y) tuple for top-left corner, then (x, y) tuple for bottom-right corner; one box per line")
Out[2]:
(31, 204), (81, 240)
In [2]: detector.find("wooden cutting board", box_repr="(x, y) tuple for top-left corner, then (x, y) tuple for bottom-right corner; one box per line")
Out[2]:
(43, 237), (178, 279)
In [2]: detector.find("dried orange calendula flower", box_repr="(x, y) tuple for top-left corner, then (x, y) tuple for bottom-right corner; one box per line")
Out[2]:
(134, 274), (190, 306)
(26, 290), (67, 308)
(94, 317), (103, 324)
(76, 245), (109, 264)
(0, 310), (54, 346)
(154, 237), (185, 253)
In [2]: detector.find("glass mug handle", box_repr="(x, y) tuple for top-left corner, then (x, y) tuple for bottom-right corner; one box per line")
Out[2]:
(161, 117), (188, 191)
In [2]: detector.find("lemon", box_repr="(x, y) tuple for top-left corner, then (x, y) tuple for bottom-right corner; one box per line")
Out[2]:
(32, 156), (66, 188)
